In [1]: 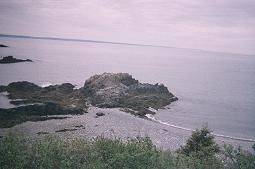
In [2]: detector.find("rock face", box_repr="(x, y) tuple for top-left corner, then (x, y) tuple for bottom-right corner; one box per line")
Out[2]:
(0, 56), (32, 64)
(82, 73), (178, 115)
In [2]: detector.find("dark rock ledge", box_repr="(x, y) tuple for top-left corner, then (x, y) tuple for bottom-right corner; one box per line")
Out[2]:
(0, 44), (8, 47)
(0, 73), (178, 128)
(0, 56), (32, 64)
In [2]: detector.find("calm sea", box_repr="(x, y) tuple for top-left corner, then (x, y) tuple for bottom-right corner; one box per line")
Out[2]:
(0, 37), (254, 140)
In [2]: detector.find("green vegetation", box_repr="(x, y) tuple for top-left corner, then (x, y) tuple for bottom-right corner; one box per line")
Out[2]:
(0, 128), (254, 169)
(177, 127), (220, 158)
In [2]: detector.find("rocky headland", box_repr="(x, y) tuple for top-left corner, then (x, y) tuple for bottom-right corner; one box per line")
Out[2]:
(0, 56), (32, 64)
(0, 73), (177, 127)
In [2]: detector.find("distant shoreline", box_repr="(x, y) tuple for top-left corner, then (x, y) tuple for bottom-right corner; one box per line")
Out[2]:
(0, 33), (253, 56)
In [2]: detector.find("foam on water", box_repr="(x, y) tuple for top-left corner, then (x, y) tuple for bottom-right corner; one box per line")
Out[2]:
(40, 82), (53, 87)
(145, 114), (255, 143)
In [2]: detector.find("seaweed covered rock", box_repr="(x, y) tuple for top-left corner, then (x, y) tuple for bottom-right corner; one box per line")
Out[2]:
(0, 56), (32, 64)
(8, 81), (41, 92)
(3, 82), (78, 102)
(82, 73), (178, 116)
(0, 81), (87, 127)
(0, 102), (82, 128)
(42, 83), (75, 94)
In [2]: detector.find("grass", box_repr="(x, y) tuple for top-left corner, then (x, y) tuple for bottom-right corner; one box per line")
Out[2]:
(0, 133), (254, 169)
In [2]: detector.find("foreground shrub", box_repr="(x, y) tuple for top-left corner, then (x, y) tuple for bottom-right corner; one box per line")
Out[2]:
(0, 128), (254, 169)
(222, 144), (255, 169)
(0, 135), (166, 169)
(177, 127), (220, 158)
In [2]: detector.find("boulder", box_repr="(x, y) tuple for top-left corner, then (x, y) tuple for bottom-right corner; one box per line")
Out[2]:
(96, 112), (105, 116)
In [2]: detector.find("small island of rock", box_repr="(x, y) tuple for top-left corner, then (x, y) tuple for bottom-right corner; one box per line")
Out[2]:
(0, 56), (32, 64)
(0, 44), (8, 47)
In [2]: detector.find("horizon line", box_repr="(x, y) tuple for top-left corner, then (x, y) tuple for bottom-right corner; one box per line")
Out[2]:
(0, 33), (252, 56)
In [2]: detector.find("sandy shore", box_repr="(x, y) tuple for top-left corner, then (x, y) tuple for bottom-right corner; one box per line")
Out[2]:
(0, 107), (254, 151)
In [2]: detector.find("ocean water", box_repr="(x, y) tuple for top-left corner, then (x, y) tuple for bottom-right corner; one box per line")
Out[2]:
(0, 37), (254, 140)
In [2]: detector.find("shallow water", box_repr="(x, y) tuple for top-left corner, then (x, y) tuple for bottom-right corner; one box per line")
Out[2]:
(0, 37), (254, 140)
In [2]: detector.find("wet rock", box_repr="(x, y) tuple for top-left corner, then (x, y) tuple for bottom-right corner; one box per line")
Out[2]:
(96, 112), (105, 116)
(0, 102), (80, 128)
(74, 125), (84, 128)
(0, 44), (8, 47)
(42, 83), (75, 94)
(8, 81), (41, 93)
(37, 131), (49, 135)
(0, 86), (8, 92)
(55, 128), (77, 133)
(10, 99), (38, 106)
(0, 56), (32, 64)
(0, 72), (178, 127)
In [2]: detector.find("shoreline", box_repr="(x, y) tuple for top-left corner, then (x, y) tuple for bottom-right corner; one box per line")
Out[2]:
(146, 113), (255, 143)
(0, 107), (254, 152)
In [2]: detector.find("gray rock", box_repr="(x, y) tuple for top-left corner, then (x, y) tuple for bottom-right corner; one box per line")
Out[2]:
(0, 44), (8, 47)
(96, 112), (105, 116)
(0, 56), (32, 64)
(82, 73), (178, 116)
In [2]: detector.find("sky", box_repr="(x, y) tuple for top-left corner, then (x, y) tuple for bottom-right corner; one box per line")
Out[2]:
(0, 0), (255, 55)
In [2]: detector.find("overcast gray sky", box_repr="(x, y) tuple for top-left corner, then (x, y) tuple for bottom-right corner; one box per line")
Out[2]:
(0, 0), (255, 54)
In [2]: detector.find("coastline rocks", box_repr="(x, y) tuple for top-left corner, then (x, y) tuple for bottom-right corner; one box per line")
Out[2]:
(43, 83), (75, 94)
(0, 44), (8, 47)
(0, 82), (87, 127)
(0, 72), (178, 127)
(82, 73), (178, 116)
(0, 56), (32, 64)
(0, 102), (81, 128)
(8, 81), (41, 92)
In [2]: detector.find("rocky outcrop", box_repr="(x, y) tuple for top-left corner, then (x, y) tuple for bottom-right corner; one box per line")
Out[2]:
(0, 82), (87, 128)
(82, 73), (178, 116)
(0, 56), (32, 64)
(0, 102), (81, 128)
(1, 82), (87, 110)
(0, 44), (8, 47)
(0, 73), (178, 127)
